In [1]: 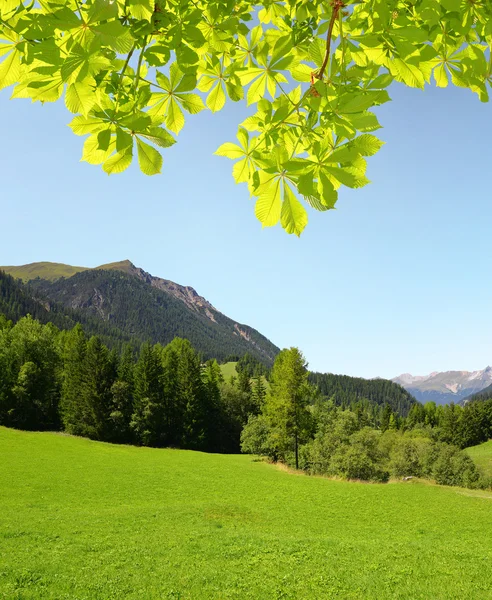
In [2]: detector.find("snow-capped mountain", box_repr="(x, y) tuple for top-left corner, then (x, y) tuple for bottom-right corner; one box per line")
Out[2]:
(392, 367), (492, 405)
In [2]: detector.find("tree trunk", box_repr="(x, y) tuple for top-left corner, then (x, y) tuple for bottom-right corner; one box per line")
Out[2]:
(295, 429), (299, 470)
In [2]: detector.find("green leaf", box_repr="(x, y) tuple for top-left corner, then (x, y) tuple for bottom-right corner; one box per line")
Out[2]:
(103, 147), (133, 175)
(177, 93), (205, 114)
(207, 82), (226, 112)
(141, 127), (175, 148)
(69, 115), (107, 135)
(136, 138), (162, 175)
(165, 98), (185, 134)
(247, 74), (266, 106)
(65, 81), (96, 117)
(215, 143), (244, 159)
(390, 59), (425, 89)
(281, 184), (308, 236)
(352, 134), (384, 157)
(0, 47), (20, 91)
(255, 178), (281, 227)
(129, 0), (154, 21)
(81, 133), (114, 165)
(434, 63), (448, 88)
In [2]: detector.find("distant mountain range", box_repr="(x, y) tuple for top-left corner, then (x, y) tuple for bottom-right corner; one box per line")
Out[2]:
(0, 260), (279, 364)
(392, 367), (492, 405)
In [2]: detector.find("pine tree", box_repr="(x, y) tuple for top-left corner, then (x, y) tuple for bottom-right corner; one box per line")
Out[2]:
(131, 343), (164, 446)
(252, 375), (267, 409)
(109, 344), (135, 443)
(80, 336), (115, 440)
(161, 342), (183, 447)
(60, 324), (87, 435)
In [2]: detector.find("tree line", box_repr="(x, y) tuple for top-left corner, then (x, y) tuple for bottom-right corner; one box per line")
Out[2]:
(1, 313), (491, 490)
(0, 315), (266, 453)
(242, 349), (492, 490)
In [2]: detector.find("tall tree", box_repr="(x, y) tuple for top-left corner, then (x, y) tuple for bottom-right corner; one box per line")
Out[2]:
(264, 347), (312, 469)
(8, 316), (61, 430)
(109, 344), (135, 443)
(131, 343), (164, 446)
(80, 336), (116, 440)
(60, 324), (87, 434)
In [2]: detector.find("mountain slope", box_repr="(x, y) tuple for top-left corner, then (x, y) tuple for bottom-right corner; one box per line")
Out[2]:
(462, 383), (492, 405)
(0, 270), (141, 348)
(1, 261), (279, 364)
(393, 368), (492, 405)
(309, 372), (416, 416)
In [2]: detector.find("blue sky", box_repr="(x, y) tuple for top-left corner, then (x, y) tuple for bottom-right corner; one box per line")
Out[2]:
(1, 81), (491, 379)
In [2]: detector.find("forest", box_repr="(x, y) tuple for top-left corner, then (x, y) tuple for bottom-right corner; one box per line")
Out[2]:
(1, 313), (491, 491)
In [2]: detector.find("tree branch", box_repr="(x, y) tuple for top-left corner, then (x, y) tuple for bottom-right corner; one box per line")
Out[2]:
(316, 0), (345, 81)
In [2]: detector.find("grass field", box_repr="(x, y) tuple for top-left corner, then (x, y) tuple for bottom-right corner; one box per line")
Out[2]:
(466, 439), (492, 477)
(1, 428), (492, 599)
(219, 361), (238, 381)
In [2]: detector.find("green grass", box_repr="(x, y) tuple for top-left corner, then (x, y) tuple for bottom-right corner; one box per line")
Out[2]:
(1, 428), (492, 599)
(0, 260), (136, 283)
(466, 439), (492, 477)
(220, 361), (238, 381)
(0, 262), (87, 282)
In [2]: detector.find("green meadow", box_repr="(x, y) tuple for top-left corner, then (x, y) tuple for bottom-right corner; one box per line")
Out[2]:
(1, 427), (492, 600)
(466, 439), (492, 477)
(219, 361), (238, 381)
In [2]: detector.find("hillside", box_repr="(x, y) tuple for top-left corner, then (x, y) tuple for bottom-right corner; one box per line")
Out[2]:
(466, 440), (492, 477)
(2, 427), (492, 599)
(0, 261), (87, 282)
(309, 372), (416, 416)
(463, 383), (492, 405)
(0, 261), (279, 364)
(393, 367), (492, 405)
(0, 270), (135, 348)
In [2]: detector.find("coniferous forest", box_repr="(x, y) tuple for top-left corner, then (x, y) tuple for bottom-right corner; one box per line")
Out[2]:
(1, 313), (492, 491)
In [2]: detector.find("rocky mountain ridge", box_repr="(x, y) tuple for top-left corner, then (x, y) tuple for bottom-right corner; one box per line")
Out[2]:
(392, 367), (492, 405)
(0, 261), (279, 364)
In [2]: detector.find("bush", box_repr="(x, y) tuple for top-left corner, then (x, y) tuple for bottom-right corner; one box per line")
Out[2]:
(240, 415), (271, 457)
(433, 444), (483, 489)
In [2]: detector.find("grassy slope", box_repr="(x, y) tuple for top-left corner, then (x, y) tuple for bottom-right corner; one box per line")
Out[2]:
(0, 260), (134, 283)
(1, 428), (492, 600)
(0, 262), (87, 282)
(466, 439), (492, 477)
(220, 361), (238, 381)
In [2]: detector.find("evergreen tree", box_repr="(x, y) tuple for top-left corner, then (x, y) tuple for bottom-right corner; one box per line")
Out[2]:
(109, 344), (135, 443)
(79, 336), (116, 440)
(252, 375), (267, 409)
(131, 343), (164, 446)
(380, 404), (392, 432)
(60, 324), (87, 434)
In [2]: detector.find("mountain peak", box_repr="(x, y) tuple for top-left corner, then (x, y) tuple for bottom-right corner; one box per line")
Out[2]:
(392, 367), (492, 405)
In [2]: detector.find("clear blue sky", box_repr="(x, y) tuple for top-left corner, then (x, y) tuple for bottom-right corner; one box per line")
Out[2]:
(1, 82), (491, 379)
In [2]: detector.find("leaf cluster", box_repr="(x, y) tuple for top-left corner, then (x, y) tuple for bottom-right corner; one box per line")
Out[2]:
(1, 0), (491, 233)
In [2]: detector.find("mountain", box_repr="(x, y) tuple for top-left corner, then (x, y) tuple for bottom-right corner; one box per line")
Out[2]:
(462, 382), (492, 405)
(0, 261), (279, 364)
(392, 367), (492, 405)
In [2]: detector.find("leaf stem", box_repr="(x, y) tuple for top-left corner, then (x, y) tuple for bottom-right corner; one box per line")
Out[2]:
(115, 43), (136, 110)
(338, 9), (346, 83)
(134, 37), (148, 92)
(317, 0), (344, 80)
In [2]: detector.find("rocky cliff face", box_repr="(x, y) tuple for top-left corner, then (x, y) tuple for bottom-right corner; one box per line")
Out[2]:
(2, 260), (279, 364)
